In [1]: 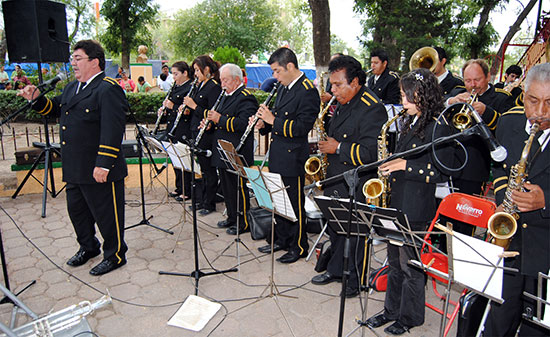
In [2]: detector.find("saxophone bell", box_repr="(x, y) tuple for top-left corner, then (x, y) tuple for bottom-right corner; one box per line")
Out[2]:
(487, 212), (517, 249)
(363, 178), (384, 202)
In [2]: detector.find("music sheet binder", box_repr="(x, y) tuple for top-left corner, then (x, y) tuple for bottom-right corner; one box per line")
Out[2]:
(217, 139), (247, 176)
(243, 167), (296, 222)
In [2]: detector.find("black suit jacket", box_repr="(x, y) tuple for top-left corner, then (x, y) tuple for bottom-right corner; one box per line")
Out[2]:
(166, 80), (193, 140)
(33, 73), (128, 184)
(390, 118), (454, 223)
(323, 86), (387, 198)
(449, 84), (514, 182)
(367, 68), (401, 104)
(492, 107), (550, 276)
(439, 71), (463, 97)
(260, 73), (319, 176)
(211, 86), (259, 168)
(190, 78), (222, 148)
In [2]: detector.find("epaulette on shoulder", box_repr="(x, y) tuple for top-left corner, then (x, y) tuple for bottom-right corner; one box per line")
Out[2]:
(495, 88), (512, 96)
(360, 90), (379, 106)
(389, 71), (399, 79)
(301, 77), (314, 90)
(211, 79), (219, 85)
(241, 89), (251, 96)
(103, 77), (118, 85)
(456, 85), (466, 89)
(502, 106), (524, 116)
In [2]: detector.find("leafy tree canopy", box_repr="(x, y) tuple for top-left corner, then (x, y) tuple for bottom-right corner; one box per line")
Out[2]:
(213, 46), (246, 68)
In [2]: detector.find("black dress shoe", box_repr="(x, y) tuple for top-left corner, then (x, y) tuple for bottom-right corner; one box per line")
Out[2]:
(258, 243), (286, 254)
(277, 250), (307, 264)
(384, 321), (411, 335)
(311, 272), (341, 285)
(217, 219), (234, 228)
(89, 259), (126, 276)
(169, 191), (180, 198)
(188, 203), (203, 211)
(174, 195), (184, 202)
(366, 313), (394, 328)
(66, 249), (100, 267)
(198, 208), (214, 216)
(226, 225), (250, 235)
(341, 286), (360, 298)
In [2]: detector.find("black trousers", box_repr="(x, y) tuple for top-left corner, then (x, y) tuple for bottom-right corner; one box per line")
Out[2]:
(326, 226), (367, 289)
(174, 168), (191, 197)
(274, 175), (308, 255)
(196, 156), (218, 211)
(485, 257), (548, 337)
(219, 168), (250, 229)
(384, 222), (427, 327)
(66, 180), (127, 263)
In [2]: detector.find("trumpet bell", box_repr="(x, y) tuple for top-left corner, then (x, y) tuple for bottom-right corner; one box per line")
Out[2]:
(487, 211), (517, 249)
(363, 178), (384, 200)
(452, 112), (472, 131)
(409, 47), (440, 72)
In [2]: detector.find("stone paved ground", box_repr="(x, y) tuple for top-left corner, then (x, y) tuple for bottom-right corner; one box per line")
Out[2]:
(0, 123), (462, 336)
(0, 186), (461, 337)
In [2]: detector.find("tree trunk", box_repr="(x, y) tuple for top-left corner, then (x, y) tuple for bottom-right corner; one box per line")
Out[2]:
(120, 0), (131, 71)
(308, 0), (331, 88)
(0, 29), (7, 63)
(489, 0), (539, 80)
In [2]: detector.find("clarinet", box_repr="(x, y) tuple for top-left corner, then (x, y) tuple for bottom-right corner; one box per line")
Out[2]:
(152, 81), (176, 135)
(168, 78), (198, 138)
(194, 88), (226, 147)
(235, 82), (279, 152)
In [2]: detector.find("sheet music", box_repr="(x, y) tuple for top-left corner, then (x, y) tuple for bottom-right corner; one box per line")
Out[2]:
(262, 171), (296, 222)
(144, 135), (166, 152)
(452, 232), (503, 301)
(162, 141), (199, 172)
(243, 167), (272, 210)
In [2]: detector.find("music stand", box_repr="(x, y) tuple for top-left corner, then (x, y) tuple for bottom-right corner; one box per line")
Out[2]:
(523, 272), (550, 331)
(212, 140), (259, 267)
(124, 124), (173, 235)
(315, 196), (413, 337)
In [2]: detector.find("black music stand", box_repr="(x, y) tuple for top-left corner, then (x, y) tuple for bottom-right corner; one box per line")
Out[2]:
(212, 140), (259, 266)
(159, 138), (237, 295)
(315, 195), (414, 337)
(124, 123), (173, 235)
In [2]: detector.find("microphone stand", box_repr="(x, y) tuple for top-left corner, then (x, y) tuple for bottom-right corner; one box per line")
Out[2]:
(159, 137), (237, 294)
(2, 83), (64, 218)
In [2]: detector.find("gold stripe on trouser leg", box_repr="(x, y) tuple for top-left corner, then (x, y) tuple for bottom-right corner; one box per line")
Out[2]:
(112, 182), (123, 263)
(297, 177), (304, 255)
(240, 177), (249, 230)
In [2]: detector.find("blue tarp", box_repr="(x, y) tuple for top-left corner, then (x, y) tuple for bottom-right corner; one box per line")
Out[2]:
(245, 64), (317, 89)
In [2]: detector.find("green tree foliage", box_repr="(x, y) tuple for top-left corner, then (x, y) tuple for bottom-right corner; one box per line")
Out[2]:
(59, 0), (96, 42)
(99, 0), (159, 70)
(170, 0), (278, 60)
(213, 46), (246, 68)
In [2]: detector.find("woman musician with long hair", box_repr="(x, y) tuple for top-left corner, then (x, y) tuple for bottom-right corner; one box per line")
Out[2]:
(183, 55), (222, 215)
(156, 61), (195, 201)
(366, 68), (454, 336)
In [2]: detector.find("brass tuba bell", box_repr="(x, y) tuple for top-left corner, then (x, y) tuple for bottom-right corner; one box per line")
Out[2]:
(409, 47), (440, 72)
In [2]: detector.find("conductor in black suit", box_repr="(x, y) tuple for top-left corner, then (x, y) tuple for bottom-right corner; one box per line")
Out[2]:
(206, 63), (258, 235)
(485, 63), (550, 337)
(19, 40), (128, 276)
(367, 49), (401, 105)
(253, 47), (319, 264)
(310, 55), (387, 297)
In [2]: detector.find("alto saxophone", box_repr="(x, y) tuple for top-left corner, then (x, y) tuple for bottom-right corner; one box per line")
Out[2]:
(304, 96), (336, 183)
(363, 111), (402, 207)
(487, 122), (540, 249)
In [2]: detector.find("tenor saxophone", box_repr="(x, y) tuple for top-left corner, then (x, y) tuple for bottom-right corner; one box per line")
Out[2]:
(363, 111), (402, 207)
(487, 122), (540, 249)
(304, 96), (336, 183)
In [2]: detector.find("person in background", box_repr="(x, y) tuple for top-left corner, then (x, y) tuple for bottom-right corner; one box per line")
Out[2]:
(0, 65), (9, 90)
(157, 64), (174, 91)
(118, 70), (135, 93)
(432, 46), (464, 97)
(136, 76), (152, 93)
(495, 64), (523, 102)
(115, 66), (123, 79)
(11, 65), (30, 87)
(367, 49), (400, 104)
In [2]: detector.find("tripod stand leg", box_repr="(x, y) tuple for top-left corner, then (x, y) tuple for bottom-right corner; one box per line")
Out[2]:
(11, 150), (46, 199)
(306, 220), (328, 261)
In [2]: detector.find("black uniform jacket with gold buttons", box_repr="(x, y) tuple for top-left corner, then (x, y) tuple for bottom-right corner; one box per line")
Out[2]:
(211, 86), (258, 168)
(449, 84), (514, 182)
(440, 71), (463, 97)
(389, 117), (454, 223)
(367, 68), (401, 105)
(323, 86), (387, 198)
(33, 73), (128, 184)
(189, 78), (223, 134)
(260, 74), (319, 176)
(165, 80), (193, 139)
(492, 107), (550, 276)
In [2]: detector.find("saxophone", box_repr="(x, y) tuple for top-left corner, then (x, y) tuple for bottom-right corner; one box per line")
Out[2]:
(363, 111), (402, 207)
(487, 122), (540, 249)
(304, 96), (336, 183)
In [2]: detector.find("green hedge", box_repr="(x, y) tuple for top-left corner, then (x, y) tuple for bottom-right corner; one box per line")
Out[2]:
(0, 88), (269, 123)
